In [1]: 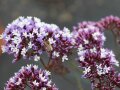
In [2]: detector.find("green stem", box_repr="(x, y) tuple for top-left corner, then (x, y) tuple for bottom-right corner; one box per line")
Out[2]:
(40, 58), (47, 69)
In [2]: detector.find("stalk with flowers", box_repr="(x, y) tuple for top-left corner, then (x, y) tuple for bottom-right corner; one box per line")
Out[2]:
(1, 15), (120, 90)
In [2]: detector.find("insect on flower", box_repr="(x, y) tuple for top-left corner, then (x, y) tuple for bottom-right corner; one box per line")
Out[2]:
(44, 40), (53, 52)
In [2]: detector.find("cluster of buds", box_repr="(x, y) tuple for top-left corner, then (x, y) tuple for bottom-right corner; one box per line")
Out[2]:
(4, 64), (58, 90)
(73, 21), (120, 89)
(1, 16), (74, 63)
(73, 21), (104, 31)
(97, 15), (120, 44)
(74, 15), (120, 32)
(98, 15), (120, 30)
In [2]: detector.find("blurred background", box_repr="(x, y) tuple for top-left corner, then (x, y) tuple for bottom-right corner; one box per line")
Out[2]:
(0, 0), (120, 90)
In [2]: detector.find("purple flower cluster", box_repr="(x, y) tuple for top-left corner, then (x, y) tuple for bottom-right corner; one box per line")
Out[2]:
(2, 15), (120, 90)
(73, 21), (104, 31)
(2, 16), (74, 62)
(78, 48), (120, 89)
(4, 64), (58, 90)
(72, 25), (106, 49)
(73, 23), (120, 89)
(98, 15), (120, 44)
(98, 15), (120, 30)
(74, 15), (120, 32)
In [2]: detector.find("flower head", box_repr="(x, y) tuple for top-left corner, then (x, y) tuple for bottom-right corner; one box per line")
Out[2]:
(4, 64), (58, 90)
(74, 21), (120, 89)
(2, 16), (74, 63)
(98, 15), (120, 30)
(73, 25), (106, 49)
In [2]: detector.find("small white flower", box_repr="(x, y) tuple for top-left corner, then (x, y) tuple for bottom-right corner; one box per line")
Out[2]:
(87, 25), (96, 30)
(12, 36), (22, 45)
(21, 48), (27, 56)
(109, 51), (119, 66)
(45, 71), (51, 76)
(42, 31), (48, 37)
(84, 39), (89, 44)
(34, 55), (40, 61)
(109, 51), (115, 57)
(16, 78), (22, 85)
(33, 65), (38, 70)
(55, 34), (60, 39)
(62, 27), (71, 38)
(12, 47), (19, 54)
(19, 16), (24, 20)
(78, 44), (84, 51)
(48, 38), (56, 44)
(18, 22), (25, 28)
(39, 73), (47, 82)
(100, 48), (107, 58)
(23, 32), (28, 38)
(34, 17), (41, 23)
(101, 35), (106, 41)
(96, 64), (111, 76)
(12, 19), (19, 25)
(33, 28), (38, 34)
(10, 77), (15, 83)
(63, 27), (70, 33)
(14, 73), (18, 76)
(92, 32), (101, 40)
(111, 59), (119, 67)
(22, 19), (30, 26)
(90, 47), (96, 53)
(35, 22), (42, 27)
(103, 65), (110, 73)
(53, 51), (60, 57)
(5, 35), (11, 41)
(84, 28), (89, 32)
(71, 39), (76, 45)
(62, 55), (68, 62)
(51, 24), (59, 31)
(41, 87), (46, 90)
(37, 32), (42, 37)
(12, 30), (21, 37)
(79, 56), (85, 62)
(29, 33), (34, 38)
(27, 16), (32, 20)
(39, 27), (45, 33)
(96, 64), (104, 76)
(46, 80), (52, 87)
(33, 80), (39, 86)
(62, 32), (71, 38)
(83, 66), (91, 75)
(26, 64), (32, 70)
(9, 44), (19, 54)
(20, 66), (25, 72)
(28, 42), (33, 49)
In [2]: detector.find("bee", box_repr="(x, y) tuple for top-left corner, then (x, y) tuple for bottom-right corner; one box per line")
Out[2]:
(43, 39), (69, 75)
(44, 40), (53, 52)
